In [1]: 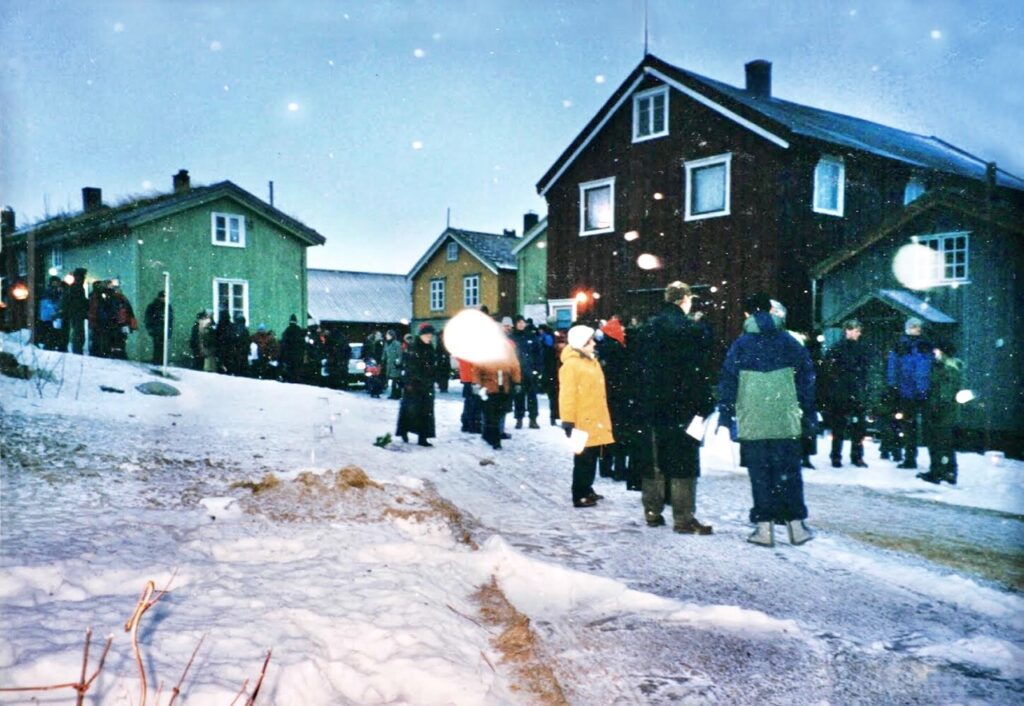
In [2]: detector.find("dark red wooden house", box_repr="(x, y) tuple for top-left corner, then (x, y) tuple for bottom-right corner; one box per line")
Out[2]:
(536, 53), (1024, 353)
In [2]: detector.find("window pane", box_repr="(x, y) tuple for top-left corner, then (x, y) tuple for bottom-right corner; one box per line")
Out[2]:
(584, 185), (612, 230)
(815, 162), (839, 211)
(229, 218), (240, 243)
(637, 98), (651, 136)
(215, 215), (226, 241)
(692, 164), (726, 214)
(652, 93), (665, 133)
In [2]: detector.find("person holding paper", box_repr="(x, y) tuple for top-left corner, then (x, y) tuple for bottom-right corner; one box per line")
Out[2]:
(633, 282), (716, 534)
(717, 293), (817, 547)
(559, 325), (615, 508)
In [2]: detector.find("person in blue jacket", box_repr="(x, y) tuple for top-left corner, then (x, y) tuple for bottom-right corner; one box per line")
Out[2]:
(886, 317), (933, 469)
(718, 293), (817, 547)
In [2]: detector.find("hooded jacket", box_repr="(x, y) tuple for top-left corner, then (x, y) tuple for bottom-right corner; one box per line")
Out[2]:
(886, 334), (933, 401)
(558, 345), (614, 448)
(718, 311), (816, 441)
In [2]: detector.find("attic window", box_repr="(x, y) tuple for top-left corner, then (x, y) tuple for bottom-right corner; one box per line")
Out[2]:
(633, 86), (669, 142)
(813, 156), (845, 216)
(914, 231), (969, 284)
(212, 212), (246, 247)
(50, 245), (63, 270)
(904, 177), (926, 205)
(579, 177), (615, 235)
(446, 242), (459, 261)
(683, 153), (731, 221)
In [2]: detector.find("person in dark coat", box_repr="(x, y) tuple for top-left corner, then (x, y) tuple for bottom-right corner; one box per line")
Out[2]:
(144, 290), (174, 365)
(65, 268), (88, 354)
(886, 317), (933, 469)
(511, 315), (543, 429)
(279, 314), (305, 383)
(718, 293), (817, 548)
(822, 319), (870, 468)
(396, 324), (438, 447)
(595, 316), (629, 481)
(634, 282), (715, 535)
(37, 276), (65, 351)
(214, 309), (238, 374)
(87, 280), (105, 357)
(382, 330), (404, 399)
(918, 345), (963, 485)
(231, 313), (252, 376)
(537, 323), (560, 426)
(102, 283), (136, 359)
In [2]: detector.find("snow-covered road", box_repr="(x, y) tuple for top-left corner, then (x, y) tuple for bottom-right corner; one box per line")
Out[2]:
(1, 344), (1022, 704)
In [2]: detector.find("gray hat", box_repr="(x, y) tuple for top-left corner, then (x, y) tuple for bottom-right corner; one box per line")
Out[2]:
(905, 317), (923, 332)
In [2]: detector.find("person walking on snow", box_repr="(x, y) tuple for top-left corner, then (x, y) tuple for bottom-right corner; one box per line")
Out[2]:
(886, 317), (933, 469)
(822, 319), (870, 468)
(918, 345), (963, 485)
(65, 268), (89, 354)
(511, 315), (543, 429)
(396, 324), (439, 447)
(634, 282), (715, 534)
(559, 325), (615, 508)
(144, 290), (174, 365)
(382, 330), (404, 399)
(718, 293), (817, 547)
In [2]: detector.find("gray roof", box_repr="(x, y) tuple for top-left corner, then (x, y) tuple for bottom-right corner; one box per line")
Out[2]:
(308, 269), (411, 324)
(539, 54), (1024, 193)
(408, 227), (520, 279)
(824, 288), (955, 327)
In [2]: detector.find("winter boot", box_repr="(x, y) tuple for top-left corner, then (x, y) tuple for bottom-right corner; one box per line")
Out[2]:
(916, 470), (940, 484)
(786, 520), (813, 546)
(515, 418), (523, 429)
(852, 459), (868, 468)
(941, 469), (958, 485)
(831, 458), (842, 468)
(747, 522), (774, 547)
(529, 418), (541, 429)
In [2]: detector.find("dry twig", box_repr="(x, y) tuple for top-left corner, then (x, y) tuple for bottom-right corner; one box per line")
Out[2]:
(124, 573), (177, 706)
(166, 633), (206, 706)
(0, 627), (113, 701)
(246, 650), (273, 706)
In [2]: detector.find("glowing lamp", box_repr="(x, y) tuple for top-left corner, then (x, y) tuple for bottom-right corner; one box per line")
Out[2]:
(574, 291), (589, 304)
(955, 389), (976, 404)
(11, 283), (29, 300)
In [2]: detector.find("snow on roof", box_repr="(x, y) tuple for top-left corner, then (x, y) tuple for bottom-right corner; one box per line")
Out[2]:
(308, 268), (411, 324)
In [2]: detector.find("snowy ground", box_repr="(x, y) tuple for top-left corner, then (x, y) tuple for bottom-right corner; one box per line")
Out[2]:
(1, 335), (1022, 705)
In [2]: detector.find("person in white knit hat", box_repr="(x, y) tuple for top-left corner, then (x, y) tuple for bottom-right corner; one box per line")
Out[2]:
(559, 325), (615, 507)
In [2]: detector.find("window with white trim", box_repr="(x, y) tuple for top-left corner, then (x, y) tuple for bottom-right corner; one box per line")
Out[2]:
(548, 298), (576, 330)
(463, 274), (480, 308)
(50, 246), (63, 270)
(904, 177), (926, 205)
(446, 242), (459, 261)
(684, 153), (731, 221)
(913, 232), (969, 284)
(211, 212), (246, 247)
(213, 278), (249, 323)
(813, 156), (845, 216)
(429, 278), (445, 311)
(633, 86), (669, 142)
(579, 177), (615, 235)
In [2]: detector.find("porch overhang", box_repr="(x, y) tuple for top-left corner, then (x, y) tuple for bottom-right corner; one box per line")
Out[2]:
(824, 288), (956, 327)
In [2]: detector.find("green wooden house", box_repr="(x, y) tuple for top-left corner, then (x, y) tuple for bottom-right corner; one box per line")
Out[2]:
(1, 170), (325, 364)
(511, 215), (550, 325)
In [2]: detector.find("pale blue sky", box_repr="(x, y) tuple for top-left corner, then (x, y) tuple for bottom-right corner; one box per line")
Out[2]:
(2, 0), (1022, 273)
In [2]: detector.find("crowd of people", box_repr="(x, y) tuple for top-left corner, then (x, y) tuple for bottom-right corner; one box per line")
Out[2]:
(398, 282), (965, 550)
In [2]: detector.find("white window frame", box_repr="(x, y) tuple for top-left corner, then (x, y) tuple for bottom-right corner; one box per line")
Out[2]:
(812, 155), (845, 216)
(904, 177), (926, 205)
(912, 231), (970, 285)
(548, 298), (577, 329)
(211, 212), (247, 248)
(429, 278), (445, 312)
(446, 241), (459, 262)
(683, 153), (732, 221)
(579, 177), (616, 236)
(632, 85), (669, 142)
(212, 278), (249, 323)
(463, 274), (480, 308)
(50, 245), (63, 270)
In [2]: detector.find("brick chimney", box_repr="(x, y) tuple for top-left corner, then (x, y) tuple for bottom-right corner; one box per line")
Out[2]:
(173, 169), (191, 193)
(1, 206), (14, 235)
(503, 228), (516, 238)
(745, 60), (772, 98)
(523, 211), (539, 234)
(82, 187), (102, 212)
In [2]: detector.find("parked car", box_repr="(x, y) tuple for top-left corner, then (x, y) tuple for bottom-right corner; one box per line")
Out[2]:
(347, 343), (366, 385)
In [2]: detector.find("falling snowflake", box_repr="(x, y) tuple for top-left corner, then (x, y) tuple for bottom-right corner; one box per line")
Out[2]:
(595, 74), (606, 84)
(142, 180), (153, 189)
(562, 99), (573, 108)
(930, 29), (942, 39)
(113, 22), (125, 32)
(223, 85), (229, 91)
(432, 33), (442, 41)
(413, 48), (425, 58)
(210, 40), (223, 51)
(411, 140), (423, 150)
(288, 102), (300, 112)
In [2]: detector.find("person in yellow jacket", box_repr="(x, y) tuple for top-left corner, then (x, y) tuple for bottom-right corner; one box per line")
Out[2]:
(559, 325), (615, 507)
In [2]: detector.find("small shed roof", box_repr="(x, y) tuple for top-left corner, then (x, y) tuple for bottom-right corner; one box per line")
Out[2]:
(824, 288), (955, 327)
(308, 269), (411, 324)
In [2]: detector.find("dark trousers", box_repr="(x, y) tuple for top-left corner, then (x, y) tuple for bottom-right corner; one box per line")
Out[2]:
(897, 400), (924, 464)
(546, 383), (560, 422)
(482, 392), (508, 448)
(927, 424), (958, 478)
(151, 335), (165, 365)
(572, 446), (600, 502)
(68, 317), (86, 354)
(598, 442), (628, 479)
(461, 383), (483, 432)
(389, 378), (403, 399)
(830, 406), (866, 462)
(743, 439), (808, 523)
(513, 376), (539, 421)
